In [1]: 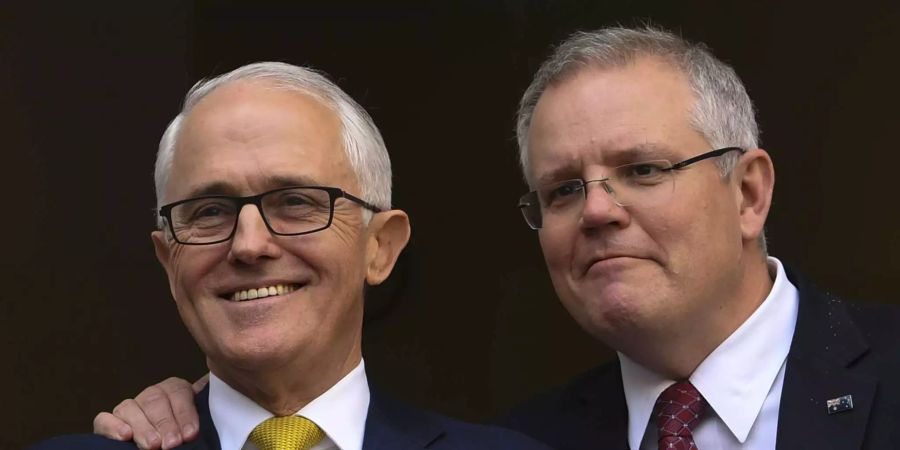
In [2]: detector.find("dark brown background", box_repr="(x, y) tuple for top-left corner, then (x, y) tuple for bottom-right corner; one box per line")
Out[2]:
(3, 1), (898, 448)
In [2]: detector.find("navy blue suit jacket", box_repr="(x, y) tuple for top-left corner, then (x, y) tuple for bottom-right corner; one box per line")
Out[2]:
(30, 388), (550, 450)
(498, 268), (900, 449)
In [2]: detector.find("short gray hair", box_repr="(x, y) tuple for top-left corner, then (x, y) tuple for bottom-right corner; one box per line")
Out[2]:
(516, 26), (766, 252)
(516, 26), (759, 184)
(155, 62), (392, 214)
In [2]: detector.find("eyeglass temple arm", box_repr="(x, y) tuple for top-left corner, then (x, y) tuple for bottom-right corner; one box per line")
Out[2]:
(342, 192), (382, 213)
(669, 146), (745, 170)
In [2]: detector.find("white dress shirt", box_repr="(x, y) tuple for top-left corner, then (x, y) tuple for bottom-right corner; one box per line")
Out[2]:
(620, 257), (799, 450)
(209, 359), (370, 450)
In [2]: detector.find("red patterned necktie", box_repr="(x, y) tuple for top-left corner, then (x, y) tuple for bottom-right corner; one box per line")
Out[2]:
(655, 381), (706, 450)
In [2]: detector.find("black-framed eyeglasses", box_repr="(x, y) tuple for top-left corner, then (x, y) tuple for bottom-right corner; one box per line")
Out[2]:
(158, 186), (382, 245)
(518, 146), (745, 229)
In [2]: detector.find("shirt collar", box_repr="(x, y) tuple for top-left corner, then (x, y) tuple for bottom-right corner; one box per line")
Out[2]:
(620, 257), (799, 449)
(209, 359), (370, 450)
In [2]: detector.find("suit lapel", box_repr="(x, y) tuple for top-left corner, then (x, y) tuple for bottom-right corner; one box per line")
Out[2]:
(776, 270), (876, 450)
(361, 390), (445, 450)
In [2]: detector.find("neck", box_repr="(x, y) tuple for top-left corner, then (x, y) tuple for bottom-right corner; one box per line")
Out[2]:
(621, 253), (774, 379)
(210, 342), (362, 416)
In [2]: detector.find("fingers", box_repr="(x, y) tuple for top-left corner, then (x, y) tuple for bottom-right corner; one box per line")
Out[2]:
(191, 373), (210, 394)
(111, 398), (164, 449)
(101, 376), (204, 449)
(155, 377), (201, 441)
(93, 411), (133, 441)
(129, 379), (193, 449)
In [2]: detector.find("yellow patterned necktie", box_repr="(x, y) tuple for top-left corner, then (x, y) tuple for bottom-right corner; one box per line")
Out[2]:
(248, 416), (325, 450)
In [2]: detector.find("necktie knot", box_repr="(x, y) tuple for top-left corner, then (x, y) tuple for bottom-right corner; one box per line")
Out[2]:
(655, 381), (705, 450)
(249, 415), (325, 450)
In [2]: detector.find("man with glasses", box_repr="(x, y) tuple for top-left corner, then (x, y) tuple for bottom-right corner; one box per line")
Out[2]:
(94, 27), (899, 449)
(504, 26), (899, 449)
(29, 62), (549, 450)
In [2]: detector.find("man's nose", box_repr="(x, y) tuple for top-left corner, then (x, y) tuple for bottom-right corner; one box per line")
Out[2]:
(580, 181), (631, 230)
(227, 205), (282, 264)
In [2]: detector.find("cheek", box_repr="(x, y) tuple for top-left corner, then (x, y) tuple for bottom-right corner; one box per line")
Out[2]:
(169, 246), (225, 296)
(638, 207), (685, 257)
(538, 230), (574, 283)
(293, 234), (367, 289)
(298, 241), (368, 333)
(650, 192), (738, 273)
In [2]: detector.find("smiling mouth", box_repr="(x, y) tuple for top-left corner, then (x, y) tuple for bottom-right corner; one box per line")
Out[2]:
(226, 283), (302, 302)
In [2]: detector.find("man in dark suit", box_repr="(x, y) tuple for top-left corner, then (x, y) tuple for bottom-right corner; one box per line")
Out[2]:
(93, 27), (900, 449)
(498, 26), (900, 449)
(497, 25), (900, 449)
(29, 62), (548, 450)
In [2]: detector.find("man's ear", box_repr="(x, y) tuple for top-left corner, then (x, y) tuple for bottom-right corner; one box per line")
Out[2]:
(734, 148), (775, 244)
(364, 210), (411, 286)
(151, 230), (178, 297)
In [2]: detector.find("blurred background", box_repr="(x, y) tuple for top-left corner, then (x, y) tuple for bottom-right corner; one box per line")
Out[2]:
(2, 0), (898, 447)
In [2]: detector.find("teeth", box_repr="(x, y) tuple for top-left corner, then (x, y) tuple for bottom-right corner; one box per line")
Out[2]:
(229, 284), (298, 302)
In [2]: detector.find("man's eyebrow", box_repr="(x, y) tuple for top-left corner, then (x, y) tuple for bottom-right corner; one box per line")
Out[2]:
(604, 143), (677, 163)
(265, 175), (324, 188)
(183, 175), (324, 199)
(536, 166), (580, 187)
(534, 143), (678, 186)
(185, 182), (238, 198)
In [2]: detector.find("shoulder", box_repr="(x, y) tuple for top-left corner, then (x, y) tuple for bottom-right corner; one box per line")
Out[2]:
(842, 299), (900, 343)
(498, 361), (620, 423)
(427, 413), (553, 450)
(494, 361), (623, 446)
(839, 297), (900, 376)
(791, 268), (900, 357)
(366, 391), (551, 450)
(26, 434), (139, 450)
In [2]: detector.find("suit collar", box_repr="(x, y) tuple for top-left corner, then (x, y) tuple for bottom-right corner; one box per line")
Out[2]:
(206, 362), (369, 450)
(174, 386), (221, 450)
(360, 389), (445, 450)
(785, 268), (869, 366)
(776, 267), (876, 450)
(185, 382), (444, 450)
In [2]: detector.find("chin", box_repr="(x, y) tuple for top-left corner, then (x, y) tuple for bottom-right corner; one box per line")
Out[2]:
(214, 345), (295, 373)
(565, 284), (648, 338)
(208, 330), (302, 368)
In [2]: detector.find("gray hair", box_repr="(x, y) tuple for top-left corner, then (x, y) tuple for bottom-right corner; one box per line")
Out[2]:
(516, 26), (759, 184)
(516, 26), (766, 252)
(154, 61), (392, 216)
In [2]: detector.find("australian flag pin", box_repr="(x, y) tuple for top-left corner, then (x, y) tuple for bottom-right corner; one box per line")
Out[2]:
(826, 395), (853, 414)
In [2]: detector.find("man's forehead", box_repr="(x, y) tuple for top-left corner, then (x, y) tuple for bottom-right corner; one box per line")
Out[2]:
(181, 81), (340, 138)
(534, 58), (692, 120)
(527, 58), (699, 181)
(163, 80), (353, 200)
